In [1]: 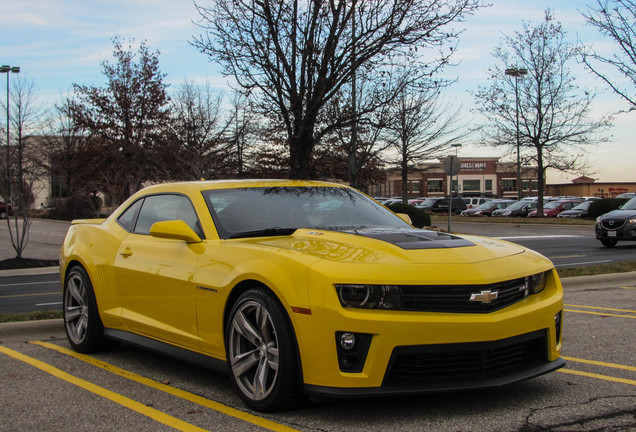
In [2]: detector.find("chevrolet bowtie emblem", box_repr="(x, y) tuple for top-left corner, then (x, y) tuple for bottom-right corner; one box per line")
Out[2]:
(469, 290), (499, 304)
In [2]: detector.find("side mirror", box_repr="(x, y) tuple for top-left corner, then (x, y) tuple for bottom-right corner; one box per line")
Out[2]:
(397, 213), (412, 225)
(150, 220), (202, 243)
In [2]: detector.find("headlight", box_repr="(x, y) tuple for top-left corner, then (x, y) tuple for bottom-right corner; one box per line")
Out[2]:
(336, 284), (401, 309)
(526, 272), (547, 294)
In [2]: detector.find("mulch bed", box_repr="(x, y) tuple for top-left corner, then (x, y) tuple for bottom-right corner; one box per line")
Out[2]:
(0, 258), (59, 270)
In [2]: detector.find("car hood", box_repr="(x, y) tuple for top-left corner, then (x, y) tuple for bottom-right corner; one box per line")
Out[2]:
(240, 228), (526, 265)
(600, 209), (636, 220)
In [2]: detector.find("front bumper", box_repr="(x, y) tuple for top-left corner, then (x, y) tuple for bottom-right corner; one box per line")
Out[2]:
(596, 223), (636, 241)
(306, 330), (565, 397)
(294, 268), (564, 393)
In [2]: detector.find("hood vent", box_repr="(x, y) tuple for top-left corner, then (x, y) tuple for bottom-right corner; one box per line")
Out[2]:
(344, 228), (475, 250)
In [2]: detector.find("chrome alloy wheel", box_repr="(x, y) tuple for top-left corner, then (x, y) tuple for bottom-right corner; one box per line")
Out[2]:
(64, 272), (89, 345)
(228, 300), (280, 401)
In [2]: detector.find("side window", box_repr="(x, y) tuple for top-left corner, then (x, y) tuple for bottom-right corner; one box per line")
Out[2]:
(134, 194), (204, 238)
(117, 198), (144, 232)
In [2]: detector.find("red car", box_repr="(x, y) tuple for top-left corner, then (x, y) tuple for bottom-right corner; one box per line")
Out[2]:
(527, 200), (583, 217)
(0, 201), (13, 219)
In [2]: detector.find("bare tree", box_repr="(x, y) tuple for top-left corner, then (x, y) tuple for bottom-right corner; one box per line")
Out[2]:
(1, 75), (45, 259)
(580, 0), (636, 111)
(70, 37), (170, 203)
(319, 74), (392, 189)
(386, 82), (467, 204)
(161, 80), (232, 180)
(473, 10), (612, 215)
(192, 0), (482, 179)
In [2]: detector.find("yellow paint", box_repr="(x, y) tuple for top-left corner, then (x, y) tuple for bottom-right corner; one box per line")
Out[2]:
(564, 309), (636, 319)
(31, 341), (301, 432)
(558, 368), (636, 386)
(0, 345), (207, 432)
(565, 304), (636, 314)
(563, 356), (636, 372)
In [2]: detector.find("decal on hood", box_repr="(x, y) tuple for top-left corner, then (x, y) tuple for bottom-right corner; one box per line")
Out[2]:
(342, 228), (475, 250)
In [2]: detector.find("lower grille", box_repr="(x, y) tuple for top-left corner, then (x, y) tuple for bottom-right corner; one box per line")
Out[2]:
(383, 331), (547, 387)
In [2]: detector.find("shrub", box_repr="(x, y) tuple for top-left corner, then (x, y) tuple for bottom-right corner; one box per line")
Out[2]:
(388, 203), (432, 228)
(45, 194), (103, 220)
(588, 198), (629, 219)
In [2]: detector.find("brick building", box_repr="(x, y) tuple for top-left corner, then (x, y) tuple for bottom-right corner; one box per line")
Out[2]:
(370, 157), (540, 199)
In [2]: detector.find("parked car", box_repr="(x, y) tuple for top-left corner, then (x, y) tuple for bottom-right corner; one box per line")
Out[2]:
(0, 201), (13, 219)
(415, 197), (467, 214)
(60, 180), (564, 411)
(557, 201), (591, 218)
(595, 196), (636, 247)
(463, 197), (492, 209)
(527, 199), (584, 217)
(461, 199), (515, 216)
(616, 192), (636, 200)
(492, 200), (538, 217)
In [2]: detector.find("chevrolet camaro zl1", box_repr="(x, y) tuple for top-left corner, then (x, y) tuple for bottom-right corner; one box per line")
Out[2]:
(60, 180), (564, 411)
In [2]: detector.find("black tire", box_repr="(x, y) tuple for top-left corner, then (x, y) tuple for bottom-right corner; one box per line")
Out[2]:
(63, 265), (119, 353)
(226, 288), (300, 411)
(600, 238), (618, 248)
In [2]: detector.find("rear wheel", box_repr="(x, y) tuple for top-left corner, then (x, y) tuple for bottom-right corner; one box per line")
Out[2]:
(63, 265), (118, 353)
(226, 288), (300, 411)
(600, 239), (618, 248)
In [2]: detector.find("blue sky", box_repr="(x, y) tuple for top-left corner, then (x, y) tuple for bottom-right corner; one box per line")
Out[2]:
(1, 0), (633, 184)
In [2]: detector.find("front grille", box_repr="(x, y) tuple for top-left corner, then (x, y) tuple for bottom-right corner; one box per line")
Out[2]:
(383, 331), (547, 387)
(601, 219), (626, 230)
(400, 277), (528, 313)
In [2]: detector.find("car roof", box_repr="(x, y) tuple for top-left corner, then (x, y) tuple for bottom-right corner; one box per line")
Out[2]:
(135, 179), (348, 195)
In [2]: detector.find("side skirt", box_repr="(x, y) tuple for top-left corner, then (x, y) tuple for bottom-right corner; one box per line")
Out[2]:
(103, 328), (229, 374)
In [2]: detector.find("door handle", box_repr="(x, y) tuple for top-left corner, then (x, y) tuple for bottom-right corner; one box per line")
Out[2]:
(119, 247), (133, 257)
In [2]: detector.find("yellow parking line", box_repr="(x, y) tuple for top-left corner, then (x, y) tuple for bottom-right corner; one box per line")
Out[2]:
(0, 345), (207, 432)
(558, 368), (636, 386)
(562, 356), (636, 372)
(621, 286), (636, 289)
(564, 309), (636, 319)
(564, 304), (636, 314)
(31, 341), (300, 432)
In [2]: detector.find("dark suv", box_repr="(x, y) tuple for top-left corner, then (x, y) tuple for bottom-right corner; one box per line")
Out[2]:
(595, 197), (636, 247)
(415, 197), (466, 214)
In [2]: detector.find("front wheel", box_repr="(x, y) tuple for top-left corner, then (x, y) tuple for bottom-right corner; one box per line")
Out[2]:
(226, 288), (300, 411)
(63, 265), (118, 353)
(600, 238), (618, 248)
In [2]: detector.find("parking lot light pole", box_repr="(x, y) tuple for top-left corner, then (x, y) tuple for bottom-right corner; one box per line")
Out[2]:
(1, 65), (20, 201)
(505, 67), (527, 201)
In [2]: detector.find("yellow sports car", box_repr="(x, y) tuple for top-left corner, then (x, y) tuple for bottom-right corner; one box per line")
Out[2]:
(60, 180), (564, 411)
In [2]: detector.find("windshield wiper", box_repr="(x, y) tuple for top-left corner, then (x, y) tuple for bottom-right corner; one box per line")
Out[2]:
(229, 227), (297, 239)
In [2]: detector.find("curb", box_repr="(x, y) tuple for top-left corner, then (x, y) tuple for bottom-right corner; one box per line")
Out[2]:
(0, 266), (59, 277)
(0, 319), (65, 343)
(560, 271), (636, 290)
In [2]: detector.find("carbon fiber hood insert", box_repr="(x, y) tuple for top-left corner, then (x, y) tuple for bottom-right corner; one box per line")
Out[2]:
(344, 228), (475, 250)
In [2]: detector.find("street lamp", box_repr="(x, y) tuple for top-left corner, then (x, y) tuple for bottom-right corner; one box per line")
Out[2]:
(1, 65), (20, 201)
(505, 67), (527, 201)
(447, 143), (462, 232)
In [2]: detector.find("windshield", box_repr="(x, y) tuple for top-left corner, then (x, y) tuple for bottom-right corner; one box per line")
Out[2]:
(420, 198), (439, 206)
(475, 201), (494, 210)
(203, 186), (412, 239)
(621, 197), (636, 210)
(571, 201), (590, 210)
(544, 201), (561, 209)
(506, 201), (526, 210)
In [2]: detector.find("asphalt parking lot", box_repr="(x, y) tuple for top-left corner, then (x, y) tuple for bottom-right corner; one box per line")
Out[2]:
(1, 219), (635, 431)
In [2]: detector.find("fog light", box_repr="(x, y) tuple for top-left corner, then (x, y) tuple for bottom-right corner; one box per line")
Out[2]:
(340, 332), (356, 350)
